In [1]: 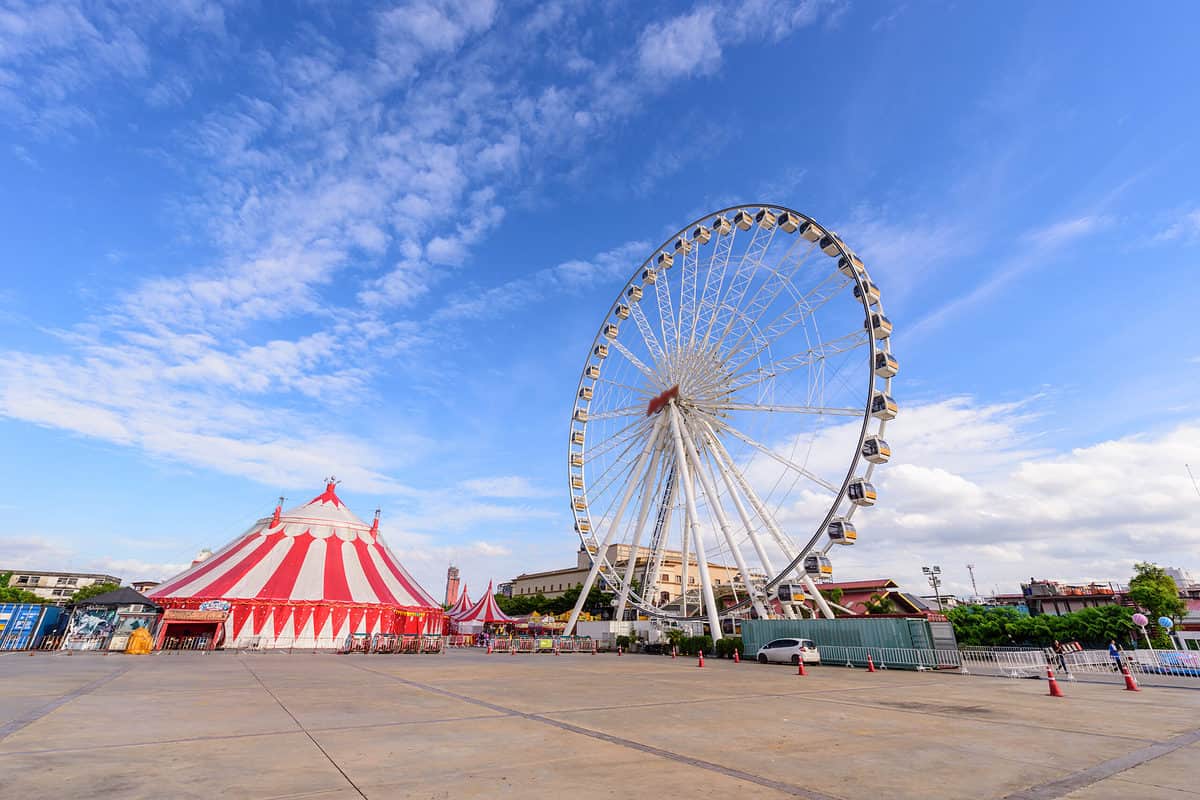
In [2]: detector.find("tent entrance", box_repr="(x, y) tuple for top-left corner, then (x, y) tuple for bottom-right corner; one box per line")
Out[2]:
(157, 621), (221, 651)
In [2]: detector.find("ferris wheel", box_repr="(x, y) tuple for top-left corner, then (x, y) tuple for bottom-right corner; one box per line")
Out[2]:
(564, 205), (896, 640)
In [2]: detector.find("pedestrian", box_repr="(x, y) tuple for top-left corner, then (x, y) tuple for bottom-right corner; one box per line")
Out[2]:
(1052, 639), (1070, 674)
(1108, 639), (1121, 671)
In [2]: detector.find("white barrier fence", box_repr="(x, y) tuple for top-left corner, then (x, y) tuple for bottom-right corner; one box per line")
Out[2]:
(813, 644), (1200, 688)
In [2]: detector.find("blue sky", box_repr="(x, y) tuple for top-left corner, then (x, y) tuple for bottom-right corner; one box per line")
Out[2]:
(2, 1), (1199, 599)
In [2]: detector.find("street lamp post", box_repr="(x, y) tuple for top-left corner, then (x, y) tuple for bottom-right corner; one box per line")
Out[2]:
(922, 565), (943, 612)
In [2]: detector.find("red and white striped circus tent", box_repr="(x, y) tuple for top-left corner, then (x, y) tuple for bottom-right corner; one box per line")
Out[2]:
(446, 585), (473, 620)
(148, 481), (442, 648)
(456, 581), (515, 626)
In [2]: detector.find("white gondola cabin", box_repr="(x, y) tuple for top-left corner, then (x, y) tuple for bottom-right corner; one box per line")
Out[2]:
(819, 233), (843, 257)
(755, 208), (777, 229)
(657, 251), (674, 269)
(572, 496), (587, 511)
(865, 313), (893, 340)
(573, 408), (588, 423)
(692, 224), (712, 244)
(570, 453), (583, 468)
(674, 237), (692, 254)
(603, 323), (619, 339)
(799, 220), (823, 242)
(848, 478), (877, 506)
(575, 520), (590, 533)
(642, 268), (657, 284)
(778, 211), (801, 233)
(571, 430), (585, 446)
(712, 215), (732, 235)
(578, 386), (593, 401)
(804, 554), (833, 577)
(873, 352), (899, 378)
(733, 210), (754, 230)
(870, 393), (898, 420)
(585, 364), (600, 380)
(854, 280), (881, 306)
(862, 435), (891, 464)
(570, 475), (584, 490)
(593, 343), (608, 359)
(827, 518), (857, 545)
(838, 253), (865, 277)
(627, 285), (643, 302)
(615, 304), (630, 320)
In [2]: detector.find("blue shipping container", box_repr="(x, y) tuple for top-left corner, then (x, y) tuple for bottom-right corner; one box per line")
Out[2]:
(0, 603), (61, 650)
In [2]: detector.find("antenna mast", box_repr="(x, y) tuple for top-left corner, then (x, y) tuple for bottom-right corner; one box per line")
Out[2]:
(966, 563), (980, 601)
(1187, 464), (1200, 499)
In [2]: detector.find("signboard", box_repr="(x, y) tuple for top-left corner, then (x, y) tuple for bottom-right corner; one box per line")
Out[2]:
(199, 600), (231, 613)
(163, 608), (228, 622)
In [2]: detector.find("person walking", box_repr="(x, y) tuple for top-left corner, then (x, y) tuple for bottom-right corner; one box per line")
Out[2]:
(1053, 640), (1071, 675)
(1108, 639), (1122, 671)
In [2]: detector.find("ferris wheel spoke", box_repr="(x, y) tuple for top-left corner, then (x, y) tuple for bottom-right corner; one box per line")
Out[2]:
(613, 444), (669, 620)
(595, 376), (655, 398)
(715, 235), (821, 363)
(695, 223), (737, 349)
(587, 404), (648, 421)
(582, 417), (651, 465)
(628, 300), (667, 368)
(609, 338), (666, 389)
(705, 222), (776, 350)
(677, 238), (701, 352)
(702, 402), (862, 417)
(725, 330), (869, 395)
(650, 260), (678, 364)
(723, 270), (851, 378)
(702, 414), (840, 494)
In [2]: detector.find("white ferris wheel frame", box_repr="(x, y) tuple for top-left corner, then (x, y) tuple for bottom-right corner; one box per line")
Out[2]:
(564, 204), (894, 637)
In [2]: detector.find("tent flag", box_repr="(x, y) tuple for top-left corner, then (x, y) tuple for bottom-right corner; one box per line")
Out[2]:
(231, 605), (253, 641)
(349, 606), (366, 635)
(293, 605), (314, 638)
(365, 607), (380, 635)
(312, 605), (332, 640)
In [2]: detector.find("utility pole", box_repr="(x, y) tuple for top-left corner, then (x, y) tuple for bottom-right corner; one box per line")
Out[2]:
(966, 564), (979, 602)
(922, 565), (943, 612)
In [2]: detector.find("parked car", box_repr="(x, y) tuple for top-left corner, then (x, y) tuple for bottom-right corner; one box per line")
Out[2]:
(756, 638), (820, 665)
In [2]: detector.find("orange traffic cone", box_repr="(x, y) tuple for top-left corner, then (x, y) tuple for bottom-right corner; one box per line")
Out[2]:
(1046, 666), (1064, 697)
(733, 649), (740, 664)
(487, 643), (493, 654)
(510, 643), (516, 655)
(797, 659), (806, 676)
(867, 655), (876, 673)
(698, 651), (704, 668)
(1121, 663), (1140, 692)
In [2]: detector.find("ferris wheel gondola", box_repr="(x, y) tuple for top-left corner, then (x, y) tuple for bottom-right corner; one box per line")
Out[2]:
(563, 204), (896, 639)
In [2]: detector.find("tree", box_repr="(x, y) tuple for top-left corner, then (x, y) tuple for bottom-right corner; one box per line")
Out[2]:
(67, 582), (121, 605)
(0, 572), (45, 604)
(863, 593), (896, 615)
(946, 603), (1133, 648)
(1128, 562), (1186, 648)
(494, 582), (616, 618)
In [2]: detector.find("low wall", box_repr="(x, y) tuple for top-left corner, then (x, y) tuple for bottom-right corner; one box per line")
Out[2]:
(741, 616), (947, 661)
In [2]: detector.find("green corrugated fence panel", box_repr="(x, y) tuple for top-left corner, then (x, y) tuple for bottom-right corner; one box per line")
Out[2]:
(742, 617), (932, 663)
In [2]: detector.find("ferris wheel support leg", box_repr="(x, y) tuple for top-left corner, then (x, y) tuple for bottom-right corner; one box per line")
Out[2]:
(677, 418), (769, 620)
(680, 505), (689, 619)
(700, 420), (835, 620)
(707, 434), (788, 619)
(614, 445), (665, 621)
(642, 470), (677, 612)
(802, 575), (836, 620)
(667, 403), (724, 641)
(566, 416), (666, 636)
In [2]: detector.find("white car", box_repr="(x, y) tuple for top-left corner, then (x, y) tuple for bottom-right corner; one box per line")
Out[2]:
(756, 637), (821, 665)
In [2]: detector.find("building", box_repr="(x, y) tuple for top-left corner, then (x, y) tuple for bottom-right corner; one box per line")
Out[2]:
(1021, 579), (1126, 616)
(812, 579), (927, 616)
(509, 544), (762, 609)
(130, 580), (159, 594)
(1164, 567), (1198, 592)
(2, 570), (122, 604)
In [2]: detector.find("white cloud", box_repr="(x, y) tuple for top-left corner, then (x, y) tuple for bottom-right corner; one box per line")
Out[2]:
(638, 8), (722, 82)
(1023, 215), (1109, 248)
(0, 535), (186, 582)
(1153, 208), (1200, 243)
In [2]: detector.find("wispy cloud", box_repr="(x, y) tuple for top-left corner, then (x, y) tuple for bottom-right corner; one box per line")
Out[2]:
(460, 476), (552, 499)
(1153, 208), (1200, 243)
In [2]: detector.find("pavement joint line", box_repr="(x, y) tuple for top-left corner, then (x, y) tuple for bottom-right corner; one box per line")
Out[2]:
(1001, 726), (1200, 800)
(239, 658), (369, 800)
(343, 661), (844, 800)
(0, 712), (511, 758)
(0, 664), (133, 742)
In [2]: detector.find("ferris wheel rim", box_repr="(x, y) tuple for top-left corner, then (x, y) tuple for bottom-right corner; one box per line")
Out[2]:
(568, 202), (893, 622)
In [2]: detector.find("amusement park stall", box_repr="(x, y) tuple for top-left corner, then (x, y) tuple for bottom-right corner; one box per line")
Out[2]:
(62, 587), (161, 651)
